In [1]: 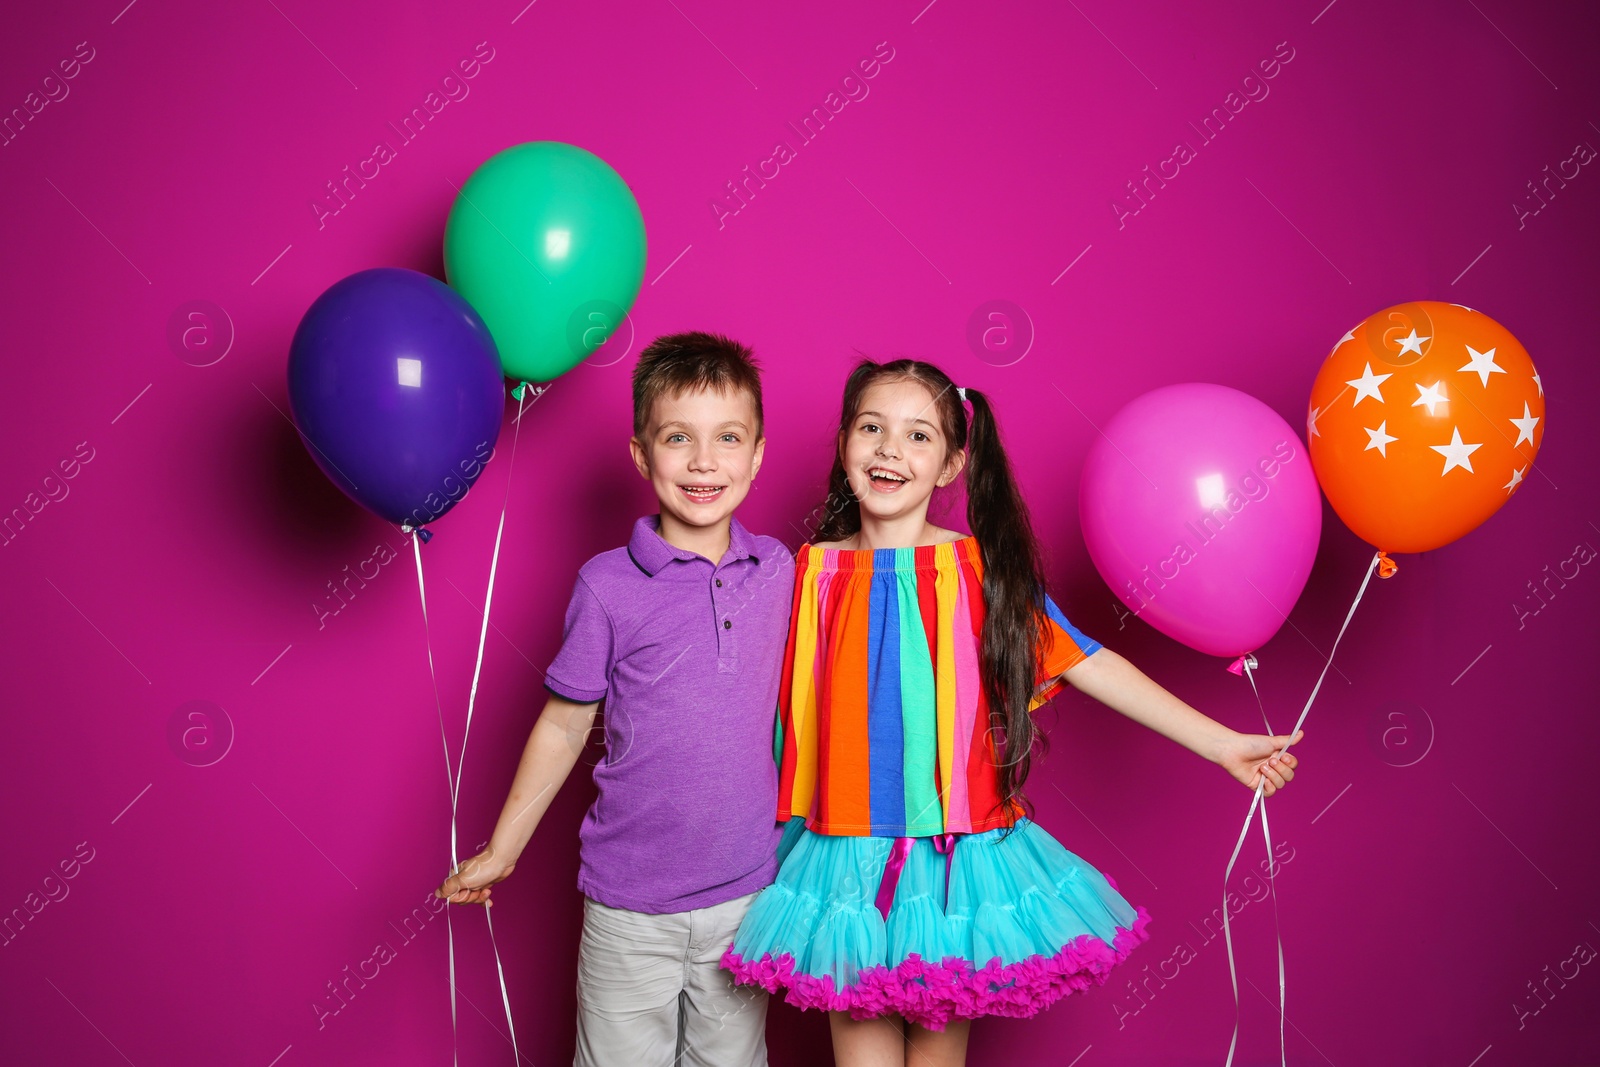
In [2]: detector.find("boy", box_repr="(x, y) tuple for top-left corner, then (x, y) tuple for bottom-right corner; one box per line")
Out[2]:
(436, 332), (793, 1067)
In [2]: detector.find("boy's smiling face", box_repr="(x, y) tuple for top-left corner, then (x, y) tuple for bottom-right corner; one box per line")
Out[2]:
(630, 383), (764, 539)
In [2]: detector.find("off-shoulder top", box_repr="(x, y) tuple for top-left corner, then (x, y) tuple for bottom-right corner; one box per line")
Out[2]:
(775, 535), (1103, 837)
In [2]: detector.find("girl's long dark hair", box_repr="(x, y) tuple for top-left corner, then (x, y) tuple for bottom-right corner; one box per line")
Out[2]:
(814, 358), (1050, 823)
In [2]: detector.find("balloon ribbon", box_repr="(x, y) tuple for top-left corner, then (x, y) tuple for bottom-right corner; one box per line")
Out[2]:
(409, 384), (530, 1066)
(1220, 548), (1384, 1067)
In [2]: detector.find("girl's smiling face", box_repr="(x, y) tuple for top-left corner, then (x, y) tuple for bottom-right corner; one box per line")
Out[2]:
(840, 379), (965, 524)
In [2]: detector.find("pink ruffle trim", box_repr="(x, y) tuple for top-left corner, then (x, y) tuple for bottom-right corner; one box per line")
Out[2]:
(720, 904), (1153, 1031)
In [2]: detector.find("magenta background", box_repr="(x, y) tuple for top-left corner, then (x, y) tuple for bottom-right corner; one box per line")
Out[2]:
(2, 1), (1597, 1064)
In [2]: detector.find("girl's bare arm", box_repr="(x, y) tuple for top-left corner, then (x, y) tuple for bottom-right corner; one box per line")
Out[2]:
(1056, 648), (1301, 794)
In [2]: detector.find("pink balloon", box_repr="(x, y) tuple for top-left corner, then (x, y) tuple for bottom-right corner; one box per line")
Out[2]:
(1078, 383), (1322, 659)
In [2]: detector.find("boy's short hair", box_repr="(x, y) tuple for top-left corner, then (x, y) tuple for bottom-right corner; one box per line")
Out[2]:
(632, 331), (765, 439)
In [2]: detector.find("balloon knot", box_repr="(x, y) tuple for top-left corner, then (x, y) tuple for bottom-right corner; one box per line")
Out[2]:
(1226, 653), (1257, 676)
(1377, 551), (1398, 578)
(402, 523), (434, 544)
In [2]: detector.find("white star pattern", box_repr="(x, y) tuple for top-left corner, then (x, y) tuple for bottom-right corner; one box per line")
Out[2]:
(1509, 402), (1539, 447)
(1504, 466), (1525, 493)
(1307, 404), (1323, 438)
(1364, 420), (1398, 457)
(1345, 362), (1393, 407)
(1532, 372), (1542, 397)
(1458, 345), (1506, 388)
(1333, 327), (1356, 353)
(1395, 329), (1430, 357)
(1412, 381), (1449, 416)
(1430, 426), (1482, 475)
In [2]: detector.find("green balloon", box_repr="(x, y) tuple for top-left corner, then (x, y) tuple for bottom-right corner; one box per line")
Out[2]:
(444, 142), (646, 384)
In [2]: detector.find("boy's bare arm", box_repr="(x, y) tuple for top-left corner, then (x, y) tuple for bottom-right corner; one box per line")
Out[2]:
(488, 693), (601, 863)
(436, 693), (600, 904)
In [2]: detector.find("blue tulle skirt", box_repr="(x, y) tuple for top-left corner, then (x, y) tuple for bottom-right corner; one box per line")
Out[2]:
(720, 816), (1152, 1030)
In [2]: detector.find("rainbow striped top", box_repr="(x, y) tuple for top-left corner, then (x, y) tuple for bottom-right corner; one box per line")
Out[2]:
(774, 535), (1103, 837)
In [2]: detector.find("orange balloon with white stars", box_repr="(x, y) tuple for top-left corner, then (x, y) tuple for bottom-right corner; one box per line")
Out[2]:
(1307, 301), (1544, 555)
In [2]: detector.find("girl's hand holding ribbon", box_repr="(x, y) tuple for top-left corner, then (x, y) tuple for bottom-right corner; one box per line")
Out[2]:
(1216, 728), (1303, 796)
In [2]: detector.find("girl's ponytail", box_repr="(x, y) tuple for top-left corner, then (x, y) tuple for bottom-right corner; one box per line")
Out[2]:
(963, 387), (1051, 822)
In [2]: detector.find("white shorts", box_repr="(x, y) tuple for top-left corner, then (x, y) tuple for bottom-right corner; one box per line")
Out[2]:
(574, 891), (768, 1067)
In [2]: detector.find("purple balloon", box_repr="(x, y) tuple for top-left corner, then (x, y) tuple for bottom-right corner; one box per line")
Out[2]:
(1078, 383), (1321, 659)
(288, 267), (505, 530)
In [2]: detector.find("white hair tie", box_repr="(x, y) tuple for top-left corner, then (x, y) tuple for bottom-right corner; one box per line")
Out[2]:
(956, 386), (968, 402)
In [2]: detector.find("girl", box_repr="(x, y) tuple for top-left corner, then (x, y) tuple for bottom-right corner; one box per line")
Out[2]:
(720, 358), (1302, 1066)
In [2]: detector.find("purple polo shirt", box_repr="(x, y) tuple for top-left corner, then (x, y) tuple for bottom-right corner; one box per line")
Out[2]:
(543, 514), (795, 914)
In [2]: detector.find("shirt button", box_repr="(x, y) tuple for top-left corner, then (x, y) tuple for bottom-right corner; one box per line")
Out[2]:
(716, 579), (723, 587)
(723, 619), (732, 629)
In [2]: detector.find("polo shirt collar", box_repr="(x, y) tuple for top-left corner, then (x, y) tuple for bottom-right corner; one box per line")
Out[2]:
(628, 513), (762, 576)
